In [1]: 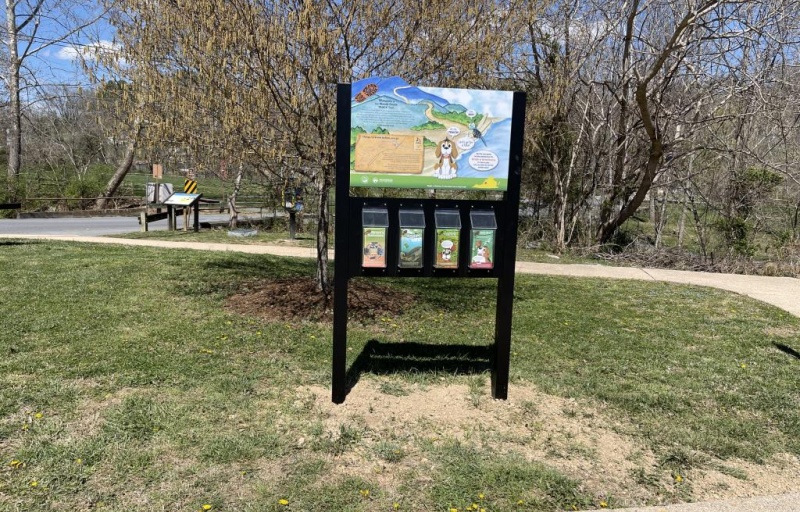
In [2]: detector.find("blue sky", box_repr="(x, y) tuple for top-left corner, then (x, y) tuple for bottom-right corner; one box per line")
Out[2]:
(2, 1), (118, 101)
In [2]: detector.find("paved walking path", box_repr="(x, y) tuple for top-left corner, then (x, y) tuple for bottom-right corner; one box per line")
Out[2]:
(4, 234), (799, 319)
(3, 234), (800, 511)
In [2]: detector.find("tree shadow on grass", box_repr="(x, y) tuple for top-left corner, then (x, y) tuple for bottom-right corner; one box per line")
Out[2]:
(344, 339), (492, 397)
(199, 253), (316, 280)
(0, 240), (38, 247)
(774, 343), (800, 361)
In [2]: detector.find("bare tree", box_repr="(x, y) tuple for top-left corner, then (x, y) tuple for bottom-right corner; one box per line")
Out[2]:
(2, 0), (109, 200)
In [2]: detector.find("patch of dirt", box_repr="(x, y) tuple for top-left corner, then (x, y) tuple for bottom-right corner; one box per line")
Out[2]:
(225, 278), (414, 322)
(297, 378), (800, 508)
(764, 326), (800, 338)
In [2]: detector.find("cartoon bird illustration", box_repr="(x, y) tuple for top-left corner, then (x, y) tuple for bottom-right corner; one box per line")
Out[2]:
(468, 122), (487, 146)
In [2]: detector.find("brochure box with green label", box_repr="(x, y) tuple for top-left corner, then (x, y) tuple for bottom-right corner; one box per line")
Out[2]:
(362, 208), (389, 268)
(434, 209), (461, 269)
(398, 209), (425, 268)
(469, 210), (497, 269)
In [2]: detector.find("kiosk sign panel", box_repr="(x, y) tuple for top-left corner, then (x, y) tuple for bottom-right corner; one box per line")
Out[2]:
(350, 77), (514, 191)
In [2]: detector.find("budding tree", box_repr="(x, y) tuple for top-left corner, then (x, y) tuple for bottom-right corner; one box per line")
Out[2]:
(112, 0), (538, 291)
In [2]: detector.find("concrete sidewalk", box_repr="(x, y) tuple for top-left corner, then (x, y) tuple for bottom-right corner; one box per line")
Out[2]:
(3, 234), (800, 511)
(4, 234), (799, 319)
(611, 493), (800, 511)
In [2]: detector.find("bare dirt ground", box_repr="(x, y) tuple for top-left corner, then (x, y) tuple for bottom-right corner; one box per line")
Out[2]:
(299, 379), (800, 508)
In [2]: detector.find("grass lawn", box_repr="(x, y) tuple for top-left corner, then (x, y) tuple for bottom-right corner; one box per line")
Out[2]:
(1, 240), (799, 511)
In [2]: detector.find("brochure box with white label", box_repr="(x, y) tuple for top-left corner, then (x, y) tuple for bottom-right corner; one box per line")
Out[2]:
(434, 209), (461, 269)
(362, 208), (389, 268)
(469, 210), (497, 269)
(398, 209), (425, 268)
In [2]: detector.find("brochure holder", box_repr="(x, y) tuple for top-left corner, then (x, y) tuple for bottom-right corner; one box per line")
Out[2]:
(469, 210), (497, 269)
(434, 209), (461, 269)
(398, 209), (425, 268)
(362, 208), (389, 268)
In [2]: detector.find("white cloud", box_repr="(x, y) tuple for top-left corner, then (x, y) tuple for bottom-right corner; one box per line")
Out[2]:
(55, 40), (120, 62)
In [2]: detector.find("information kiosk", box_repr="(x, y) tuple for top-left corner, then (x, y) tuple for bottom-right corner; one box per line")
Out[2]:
(333, 77), (526, 403)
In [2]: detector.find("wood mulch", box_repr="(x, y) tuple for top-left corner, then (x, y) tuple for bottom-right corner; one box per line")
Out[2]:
(225, 278), (413, 323)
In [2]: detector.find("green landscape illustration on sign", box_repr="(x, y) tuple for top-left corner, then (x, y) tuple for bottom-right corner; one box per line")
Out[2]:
(350, 77), (514, 191)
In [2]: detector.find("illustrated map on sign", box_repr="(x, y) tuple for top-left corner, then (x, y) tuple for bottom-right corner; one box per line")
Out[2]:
(350, 76), (514, 191)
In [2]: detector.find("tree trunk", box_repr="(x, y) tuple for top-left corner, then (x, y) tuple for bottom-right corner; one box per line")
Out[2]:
(598, 138), (663, 243)
(95, 121), (143, 210)
(653, 188), (669, 249)
(315, 170), (332, 294)
(677, 191), (688, 248)
(227, 163), (244, 228)
(5, 0), (22, 200)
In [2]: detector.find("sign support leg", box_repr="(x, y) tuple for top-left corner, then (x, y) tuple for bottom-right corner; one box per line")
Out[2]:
(332, 83), (353, 404)
(492, 275), (514, 399)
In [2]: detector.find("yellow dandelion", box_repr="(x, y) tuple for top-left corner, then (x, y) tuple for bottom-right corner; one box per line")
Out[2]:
(471, 504), (478, 510)
(278, 498), (289, 506)
(393, 503), (400, 510)
(675, 474), (683, 483)
(202, 505), (212, 511)
(75, 458), (83, 465)
(359, 489), (369, 497)
(9, 459), (22, 468)
(517, 500), (524, 505)
(21, 424), (29, 431)
(450, 508), (458, 512)
(30, 480), (38, 488)
(740, 363), (747, 369)
(34, 412), (43, 419)
(600, 500), (608, 508)
(478, 493), (485, 500)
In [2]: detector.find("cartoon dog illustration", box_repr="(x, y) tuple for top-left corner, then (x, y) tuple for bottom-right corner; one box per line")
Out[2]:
(440, 239), (455, 263)
(472, 243), (490, 265)
(434, 138), (458, 180)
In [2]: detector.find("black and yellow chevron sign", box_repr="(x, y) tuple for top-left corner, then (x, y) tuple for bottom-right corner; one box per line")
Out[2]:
(183, 179), (198, 194)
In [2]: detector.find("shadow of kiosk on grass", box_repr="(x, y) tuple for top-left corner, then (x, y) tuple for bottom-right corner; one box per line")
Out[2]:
(774, 343), (800, 361)
(343, 339), (492, 398)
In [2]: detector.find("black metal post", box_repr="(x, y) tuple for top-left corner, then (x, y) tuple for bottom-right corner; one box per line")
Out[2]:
(194, 201), (200, 232)
(332, 84), (352, 403)
(491, 91), (526, 399)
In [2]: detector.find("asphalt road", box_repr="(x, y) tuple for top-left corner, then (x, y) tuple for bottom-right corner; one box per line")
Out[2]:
(0, 213), (242, 236)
